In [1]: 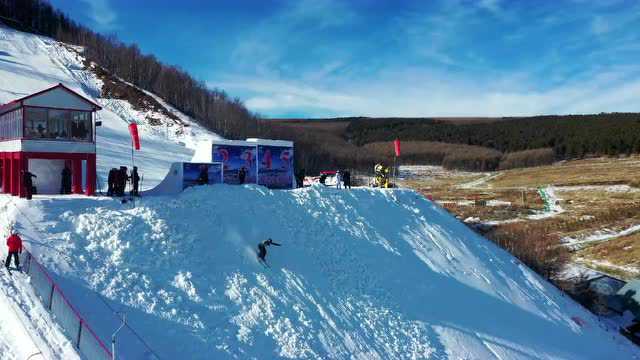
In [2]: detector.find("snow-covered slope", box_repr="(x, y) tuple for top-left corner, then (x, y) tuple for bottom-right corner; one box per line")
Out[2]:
(0, 25), (220, 190)
(0, 25), (222, 357)
(3, 186), (638, 359)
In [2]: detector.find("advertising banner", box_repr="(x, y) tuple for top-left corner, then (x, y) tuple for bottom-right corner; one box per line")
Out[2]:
(258, 145), (294, 189)
(212, 145), (257, 184)
(182, 163), (223, 189)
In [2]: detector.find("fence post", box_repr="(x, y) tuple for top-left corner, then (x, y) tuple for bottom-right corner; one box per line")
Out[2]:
(76, 319), (83, 349)
(24, 252), (31, 274)
(47, 284), (55, 310)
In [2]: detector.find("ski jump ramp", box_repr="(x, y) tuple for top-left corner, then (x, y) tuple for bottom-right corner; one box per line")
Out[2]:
(143, 162), (223, 196)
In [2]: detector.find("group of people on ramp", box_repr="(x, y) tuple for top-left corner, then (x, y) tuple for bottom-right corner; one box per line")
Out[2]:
(107, 166), (140, 197)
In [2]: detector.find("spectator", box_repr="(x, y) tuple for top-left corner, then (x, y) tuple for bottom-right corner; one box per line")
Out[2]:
(5, 228), (23, 270)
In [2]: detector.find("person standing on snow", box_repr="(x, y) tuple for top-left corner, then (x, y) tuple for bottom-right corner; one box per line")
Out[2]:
(130, 166), (141, 197)
(238, 167), (247, 185)
(343, 170), (351, 189)
(257, 238), (281, 263)
(118, 166), (129, 196)
(336, 170), (343, 189)
(107, 168), (117, 196)
(22, 170), (37, 200)
(60, 166), (72, 194)
(5, 228), (23, 269)
(197, 165), (209, 185)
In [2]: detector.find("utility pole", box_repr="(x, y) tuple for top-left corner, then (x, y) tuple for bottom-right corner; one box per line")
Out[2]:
(112, 312), (126, 360)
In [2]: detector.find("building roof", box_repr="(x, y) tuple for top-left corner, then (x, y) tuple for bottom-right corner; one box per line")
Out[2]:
(618, 279), (640, 318)
(0, 83), (102, 115)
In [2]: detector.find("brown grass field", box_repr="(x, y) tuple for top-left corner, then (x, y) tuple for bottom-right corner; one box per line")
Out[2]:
(400, 156), (640, 280)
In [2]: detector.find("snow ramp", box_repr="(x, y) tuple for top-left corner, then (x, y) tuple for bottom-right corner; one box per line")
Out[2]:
(9, 186), (640, 359)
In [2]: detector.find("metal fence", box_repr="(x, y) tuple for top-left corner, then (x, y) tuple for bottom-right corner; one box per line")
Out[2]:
(20, 250), (113, 359)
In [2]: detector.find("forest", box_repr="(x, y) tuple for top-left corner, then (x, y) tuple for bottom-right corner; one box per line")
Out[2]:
(0, 0), (258, 139)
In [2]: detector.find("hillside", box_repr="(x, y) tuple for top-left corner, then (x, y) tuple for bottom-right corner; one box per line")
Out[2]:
(3, 185), (639, 358)
(0, 24), (220, 189)
(0, 24), (223, 357)
(266, 114), (640, 174)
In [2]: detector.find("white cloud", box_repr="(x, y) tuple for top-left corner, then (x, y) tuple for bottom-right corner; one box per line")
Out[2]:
(210, 0), (640, 118)
(214, 64), (640, 118)
(79, 0), (118, 30)
(591, 16), (610, 35)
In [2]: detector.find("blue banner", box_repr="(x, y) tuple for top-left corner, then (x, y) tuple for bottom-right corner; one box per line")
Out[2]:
(182, 163), (223, 189)
(258, 145), (294, 189)
(212, 145), (257, 184)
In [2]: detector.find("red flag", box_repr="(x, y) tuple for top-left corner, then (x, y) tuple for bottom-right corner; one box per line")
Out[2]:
(128, 123), (141, 150)
(394, 139), (401, 157)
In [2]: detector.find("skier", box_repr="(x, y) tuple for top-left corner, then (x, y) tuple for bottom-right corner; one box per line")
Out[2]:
(238, 167), (247, 185)
(336, 170), (343, 189)
(22, 170), (37, 200)
(343, 170), (351, 189)
(60, 166), (71, 194)
(5, 228), (22, 270)
(257, 238), (281, 264)
(130, 166), (140, 197)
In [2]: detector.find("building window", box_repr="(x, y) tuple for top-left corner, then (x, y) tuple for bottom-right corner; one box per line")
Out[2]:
(24, 107), (92, 141)
(25, 107), (47, 138)
(0, 109), (23, 140)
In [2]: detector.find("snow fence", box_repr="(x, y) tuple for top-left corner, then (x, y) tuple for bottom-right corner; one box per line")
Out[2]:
(20, 250), (160, 359)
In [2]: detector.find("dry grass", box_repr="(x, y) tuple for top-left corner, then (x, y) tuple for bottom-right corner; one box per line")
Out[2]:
(402, 156), (640, 280)
(489, 156), (640, 189)
(576, 232), (640, 279)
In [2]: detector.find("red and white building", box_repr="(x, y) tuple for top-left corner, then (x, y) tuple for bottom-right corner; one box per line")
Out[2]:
(0, 83), (101, 197)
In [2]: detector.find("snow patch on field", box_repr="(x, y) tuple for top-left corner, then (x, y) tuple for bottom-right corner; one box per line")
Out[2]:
(562, 224), (640, 250)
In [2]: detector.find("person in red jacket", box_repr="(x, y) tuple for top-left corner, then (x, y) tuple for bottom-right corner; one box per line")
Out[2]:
(5, 228), (23, 269)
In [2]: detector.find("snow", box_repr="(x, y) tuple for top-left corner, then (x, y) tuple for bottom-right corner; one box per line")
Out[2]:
(562, 223), (640, 250)
(1, 186), (638, 359)
(555, 185), (639, 193)
(0, 24), (220, 356)
(528, 186), (565, 220)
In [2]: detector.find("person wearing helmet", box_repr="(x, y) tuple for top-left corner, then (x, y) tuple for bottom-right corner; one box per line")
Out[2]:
(257, 238), (281, 263)
(5, 227), (23, 270)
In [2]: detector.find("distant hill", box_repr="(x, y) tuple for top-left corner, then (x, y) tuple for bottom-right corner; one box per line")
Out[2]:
(265, 114), (640, 173)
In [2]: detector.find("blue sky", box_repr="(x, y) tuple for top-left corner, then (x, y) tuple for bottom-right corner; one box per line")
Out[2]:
(50, 0), (640, 118)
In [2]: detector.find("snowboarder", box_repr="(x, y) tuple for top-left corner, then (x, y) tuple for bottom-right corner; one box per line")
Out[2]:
(5, 228), (22, 270)
(343, 170), (351, 189)
(238, 167), (247, 185)
(60, 166), (71, 194)
(22, 170), (36, 200)
(130, 166), (140, 197)
(257, 238), (281, 264)
(336, 170), (343, 189)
